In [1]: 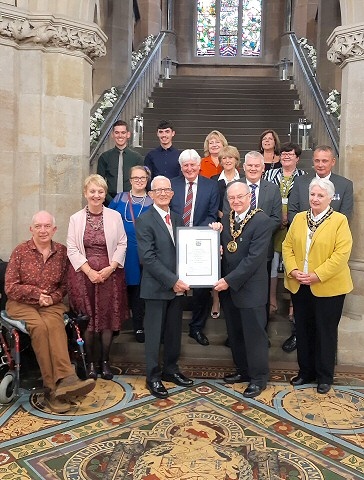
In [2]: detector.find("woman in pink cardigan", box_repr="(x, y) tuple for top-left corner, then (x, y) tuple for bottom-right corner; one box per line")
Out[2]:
(67, 174), (128, 380)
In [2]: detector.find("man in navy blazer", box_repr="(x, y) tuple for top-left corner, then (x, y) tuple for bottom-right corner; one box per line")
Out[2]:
(135, 176), (193, 399)
(288, 145), (353, 223)
(170, 149), (220, 346)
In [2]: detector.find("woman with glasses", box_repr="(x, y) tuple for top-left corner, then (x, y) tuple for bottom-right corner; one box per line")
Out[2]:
(264, 143), (306, 350)
(109, 166), (153, 342)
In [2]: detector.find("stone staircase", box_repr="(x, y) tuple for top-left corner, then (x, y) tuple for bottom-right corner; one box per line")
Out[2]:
(138, 75), (313, 171)
(111, 74), (313, 369)
(111, 277), (298, 369)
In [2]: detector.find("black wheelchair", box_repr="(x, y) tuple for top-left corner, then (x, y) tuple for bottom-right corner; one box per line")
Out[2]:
(0, 310), (89, 404)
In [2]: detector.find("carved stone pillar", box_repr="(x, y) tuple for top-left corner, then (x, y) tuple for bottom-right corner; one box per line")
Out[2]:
(327, 23), (364, 366)
(0, 4), (106, 253)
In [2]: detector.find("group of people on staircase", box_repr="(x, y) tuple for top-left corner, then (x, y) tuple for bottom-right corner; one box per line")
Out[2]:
(3, 117), (353, 411)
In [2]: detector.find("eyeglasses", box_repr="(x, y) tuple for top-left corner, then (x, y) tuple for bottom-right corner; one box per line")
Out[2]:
(280, 153), (297, 157)
(130, 176), (148, 181)
(151, 188), (173, 194)
(227, 193), (250, 201)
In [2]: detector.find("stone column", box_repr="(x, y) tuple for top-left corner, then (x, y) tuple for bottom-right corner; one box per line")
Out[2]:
(327, 22), (364, 366)
(92, 0), (133, 101)
(316, 0), (341, 92)
(0, 4), (106, 254)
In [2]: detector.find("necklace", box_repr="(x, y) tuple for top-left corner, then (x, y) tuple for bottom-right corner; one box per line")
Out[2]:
(227, 208), (263, 252)
(280, 174), (294, 198)
(124, 192), (147, 223)
(86, 206), (104, 231)
(130, 191), (147, 204)
(306, 207), (333, 239)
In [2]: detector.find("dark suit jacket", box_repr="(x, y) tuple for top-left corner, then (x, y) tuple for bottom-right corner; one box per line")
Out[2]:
(222, 178), (281, 260)
(170, 175), (220, 226)
(97, 146), (144, 205)
(288, 172), (354, 224)
(135, 206), (183, 300)
(221, 210), (272, 309)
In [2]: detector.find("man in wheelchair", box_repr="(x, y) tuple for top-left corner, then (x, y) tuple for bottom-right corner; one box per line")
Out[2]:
(4, 211), (95, 413)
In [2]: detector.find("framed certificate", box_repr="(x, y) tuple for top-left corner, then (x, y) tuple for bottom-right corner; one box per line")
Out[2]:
(176, 227), (220, 288)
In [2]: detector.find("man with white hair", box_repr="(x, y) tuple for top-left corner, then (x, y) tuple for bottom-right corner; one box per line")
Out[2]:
(135, 176), (193, 399)
(170, 149), (220, 346)
(215, 181), (272, 398)
(5, 211), (95, 413)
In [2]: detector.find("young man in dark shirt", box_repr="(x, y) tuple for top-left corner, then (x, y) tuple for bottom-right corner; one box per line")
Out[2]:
(144, 120), (181, 180)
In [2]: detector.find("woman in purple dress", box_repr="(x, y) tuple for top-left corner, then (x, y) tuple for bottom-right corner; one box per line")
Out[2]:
(67, 174), (128, 380)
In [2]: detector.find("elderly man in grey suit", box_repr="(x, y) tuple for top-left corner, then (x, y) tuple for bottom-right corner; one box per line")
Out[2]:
(216, 181), (272, 398)
(283, 145), (354, 352)
(135, 175), (193, 399)
(288, 145), (353, 223)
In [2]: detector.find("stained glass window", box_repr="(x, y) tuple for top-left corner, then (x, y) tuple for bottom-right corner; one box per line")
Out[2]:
(197, 0), (216, 56)
(196, 0), (262, 57)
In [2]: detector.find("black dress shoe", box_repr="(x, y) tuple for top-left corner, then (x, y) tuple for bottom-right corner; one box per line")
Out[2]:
(101, 361), (114, 380)
(162, 372), (194, 387)
(87, 362), (98, 380)
(317, 383), (331, 394)
(224, 337), (231, 347)
(282, 334), (297, 353)
(243, 383), (266, 398)
(290, 375), (315, 386)
(223, 373), (250, 384)
(146, 380), (169, 399)
(189, 331), (209, 346)
(135, 329), (145, 343)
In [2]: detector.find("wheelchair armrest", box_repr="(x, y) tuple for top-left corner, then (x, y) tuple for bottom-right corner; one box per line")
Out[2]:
(1, 310), (70, 333)
(1, 310), (28, 334)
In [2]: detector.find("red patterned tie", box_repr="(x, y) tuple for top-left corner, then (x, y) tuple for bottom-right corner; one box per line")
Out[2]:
(183, 182), (193, 226)
(165, 213), (171, 225)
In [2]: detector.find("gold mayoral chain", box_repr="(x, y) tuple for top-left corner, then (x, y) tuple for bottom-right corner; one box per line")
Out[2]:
(306, 207), (333, 239)
(227, 208), (263, 253)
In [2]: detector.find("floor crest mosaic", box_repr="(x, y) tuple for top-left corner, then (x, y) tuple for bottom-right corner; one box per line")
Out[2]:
(0, 371), (364, 479)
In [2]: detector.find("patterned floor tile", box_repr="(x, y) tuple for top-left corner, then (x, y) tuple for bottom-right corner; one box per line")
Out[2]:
(1, 367), (364, 479)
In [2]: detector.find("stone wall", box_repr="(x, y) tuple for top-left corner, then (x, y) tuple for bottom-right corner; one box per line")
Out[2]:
(0, 2), (106, 252)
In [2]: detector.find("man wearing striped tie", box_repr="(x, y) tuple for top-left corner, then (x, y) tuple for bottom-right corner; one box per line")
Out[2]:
(222, 151), (281, 324)
(170, 150), (220, 346)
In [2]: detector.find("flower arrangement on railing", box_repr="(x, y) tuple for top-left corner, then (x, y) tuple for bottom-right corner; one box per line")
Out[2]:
(325, 89), (341, 121)
(298, 37), (317, 72)
(90, 35), (157, 145)
(90, 86), (119, 144)
(131, 34), (156, 70)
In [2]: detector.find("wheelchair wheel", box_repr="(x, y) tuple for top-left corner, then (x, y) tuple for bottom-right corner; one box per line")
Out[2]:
(0, 371), (16, 404)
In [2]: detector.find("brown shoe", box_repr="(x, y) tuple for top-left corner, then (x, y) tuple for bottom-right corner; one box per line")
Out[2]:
(55, 374), (95, 399)
(44, 392), (72, 413)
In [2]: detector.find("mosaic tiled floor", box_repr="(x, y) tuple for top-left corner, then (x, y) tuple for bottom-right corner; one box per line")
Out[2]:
(1, 368), (364, 479)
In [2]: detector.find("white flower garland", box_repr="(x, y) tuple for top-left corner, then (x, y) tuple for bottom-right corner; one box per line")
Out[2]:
(131, 35), (156, 70)
(90, 86), (119, 143)
(298, 37), (317, 72)
(90, 35), (156, 144)
(325, 89), (341, 121)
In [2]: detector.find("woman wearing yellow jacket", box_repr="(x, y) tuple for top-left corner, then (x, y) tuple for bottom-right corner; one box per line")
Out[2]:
(282, 177), (353, 394)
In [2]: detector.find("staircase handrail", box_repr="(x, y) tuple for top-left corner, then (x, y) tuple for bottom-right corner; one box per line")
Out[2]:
(288, 32), (339, 157)
(90, 32), (166, 165)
